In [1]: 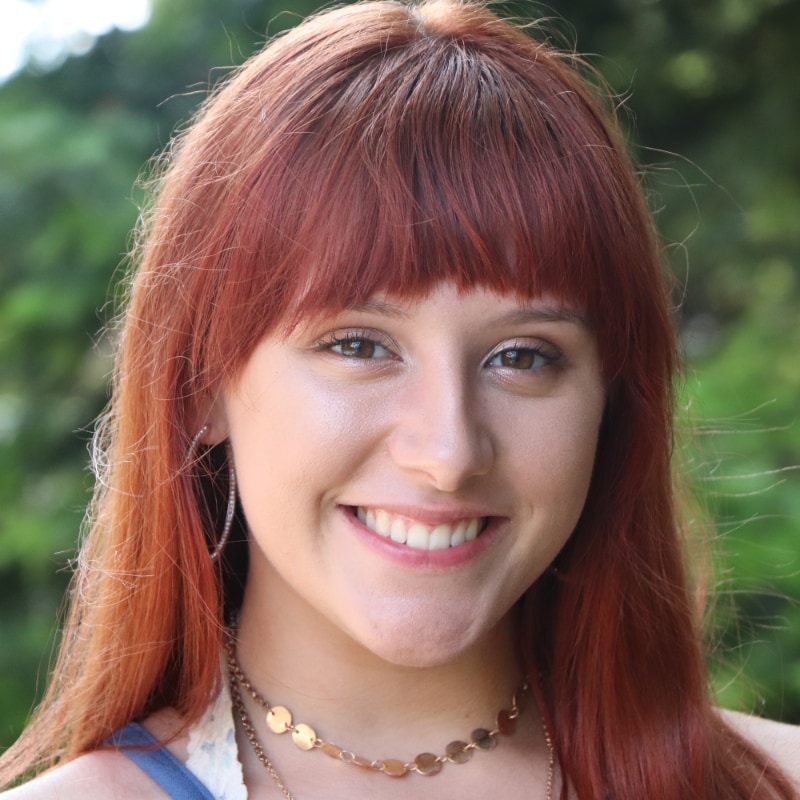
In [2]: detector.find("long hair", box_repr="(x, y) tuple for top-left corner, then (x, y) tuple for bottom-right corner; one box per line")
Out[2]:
(1, 1), (793, 797)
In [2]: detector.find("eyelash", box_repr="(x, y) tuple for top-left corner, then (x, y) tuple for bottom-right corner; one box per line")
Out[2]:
(316, 329), (396, 360)
(317, 331), (562, 372)
(486, 341), (562, 372)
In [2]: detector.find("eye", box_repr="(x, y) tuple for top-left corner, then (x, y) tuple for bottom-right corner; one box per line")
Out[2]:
(320, 331), (394, 360)
(486, 344), (556, 371)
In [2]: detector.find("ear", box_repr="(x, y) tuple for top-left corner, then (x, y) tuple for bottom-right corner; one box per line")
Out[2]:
(190, 389), (231, 446)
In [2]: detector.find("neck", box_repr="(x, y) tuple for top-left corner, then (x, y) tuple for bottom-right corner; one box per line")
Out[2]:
(235, 563), (526, 754)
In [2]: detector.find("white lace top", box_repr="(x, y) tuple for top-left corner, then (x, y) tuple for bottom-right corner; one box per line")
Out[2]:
(185, 678), (248, 799)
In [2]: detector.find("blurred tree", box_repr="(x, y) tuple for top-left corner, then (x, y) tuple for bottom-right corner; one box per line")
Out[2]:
(552, 0), (800, 722)
(1, 0), (798, 749)
(0, 0), (321, 746)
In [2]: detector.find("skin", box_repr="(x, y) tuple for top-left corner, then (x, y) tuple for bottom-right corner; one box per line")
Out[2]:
(206, 282), (605, 797)
(6, 711), (798, 799)
(222, 283), (607, 668)
(6, 283), (799, 798)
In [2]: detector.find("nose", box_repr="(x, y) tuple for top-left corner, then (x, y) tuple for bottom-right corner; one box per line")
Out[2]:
(387, 367), (495, 492)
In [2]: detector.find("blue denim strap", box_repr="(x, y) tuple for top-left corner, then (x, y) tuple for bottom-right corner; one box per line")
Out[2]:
(109, 722), (216, 799)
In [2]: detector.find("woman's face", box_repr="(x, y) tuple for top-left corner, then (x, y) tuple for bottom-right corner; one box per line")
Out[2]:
(213, 283), (606, 667)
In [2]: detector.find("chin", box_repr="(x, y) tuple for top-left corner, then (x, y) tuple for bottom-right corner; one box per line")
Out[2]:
(357, 615), (484, 669)
(369, 645), (466, 670)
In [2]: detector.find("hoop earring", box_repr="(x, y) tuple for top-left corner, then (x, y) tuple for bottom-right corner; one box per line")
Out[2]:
(214, 442), (236, 561)
(189, 425), (236, 561)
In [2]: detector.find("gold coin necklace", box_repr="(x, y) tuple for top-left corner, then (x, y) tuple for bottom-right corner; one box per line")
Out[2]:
(224, 629), (555, 799)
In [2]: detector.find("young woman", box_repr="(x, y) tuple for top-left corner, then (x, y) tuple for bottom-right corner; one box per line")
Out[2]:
(2, 1), (798, 797)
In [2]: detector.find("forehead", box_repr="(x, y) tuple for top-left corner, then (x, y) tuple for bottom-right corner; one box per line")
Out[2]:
(237, 42), (626, 334)
(354, 287), (586, 323)
(197, 39), (655, 390)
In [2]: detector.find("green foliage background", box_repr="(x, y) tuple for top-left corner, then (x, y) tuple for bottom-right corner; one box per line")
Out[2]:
(1, 0), (798, 749)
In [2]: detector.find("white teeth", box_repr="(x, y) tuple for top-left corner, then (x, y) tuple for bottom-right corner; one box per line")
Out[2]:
(450, 521), (466, 547)
(375, 509), (391, 537)
(429, 525), (451, 551)
(390, 517), (408, 544)
(406, 523), (429, 550)
(356, 508), (486, 551)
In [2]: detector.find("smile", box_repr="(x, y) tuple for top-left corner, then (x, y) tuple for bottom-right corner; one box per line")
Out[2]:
(355, 507), (486, 551)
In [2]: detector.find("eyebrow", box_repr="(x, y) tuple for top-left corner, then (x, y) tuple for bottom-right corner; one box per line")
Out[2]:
(496, 306), (588, 327)
(352, 298), (587, 327)
(350, 298), (412, 318)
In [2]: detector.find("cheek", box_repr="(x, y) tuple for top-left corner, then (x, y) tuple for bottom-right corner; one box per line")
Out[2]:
(225, 377), (386, 520)
(507, 392), (605, 512)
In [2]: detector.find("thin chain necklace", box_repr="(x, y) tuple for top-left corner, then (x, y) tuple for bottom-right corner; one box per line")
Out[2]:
(224, 629), (555, 799)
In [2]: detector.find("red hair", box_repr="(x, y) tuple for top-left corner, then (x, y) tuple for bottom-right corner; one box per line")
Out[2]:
(1, 1), (793, 796)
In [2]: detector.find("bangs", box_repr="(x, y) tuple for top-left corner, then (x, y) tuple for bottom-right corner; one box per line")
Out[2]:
(195, 4), (661, 383)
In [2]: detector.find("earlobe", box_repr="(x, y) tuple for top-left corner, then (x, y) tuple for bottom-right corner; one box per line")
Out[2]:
(191, 392), (231, 445)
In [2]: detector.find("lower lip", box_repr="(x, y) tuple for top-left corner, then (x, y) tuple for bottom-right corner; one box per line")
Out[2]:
(341, 507), (505, 570)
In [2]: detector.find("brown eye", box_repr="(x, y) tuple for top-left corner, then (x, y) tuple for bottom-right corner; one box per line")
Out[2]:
(488, 347), (548, 370)
(326, 335), (393, 359)
(338, 339), (376, 358)
(500, 349), (535, 369)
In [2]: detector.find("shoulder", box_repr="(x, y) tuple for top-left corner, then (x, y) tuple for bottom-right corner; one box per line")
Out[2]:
(1, 749), (169, 800)
(720, 708), (800, 786)
(2, 711), (189, 800)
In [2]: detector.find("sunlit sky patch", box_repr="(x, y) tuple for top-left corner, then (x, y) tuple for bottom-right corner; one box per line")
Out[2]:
(0, 0), (151, 83)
